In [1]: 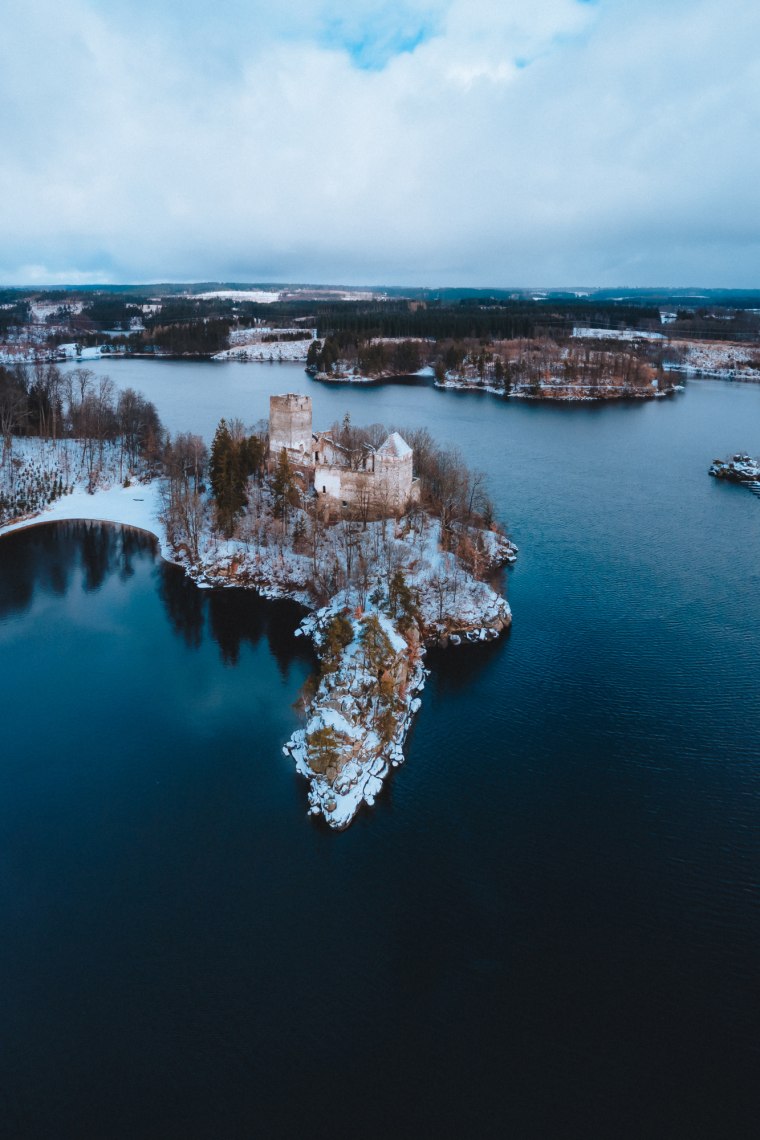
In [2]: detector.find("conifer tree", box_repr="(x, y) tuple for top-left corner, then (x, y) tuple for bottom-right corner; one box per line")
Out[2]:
(360, 614), (394, 673)
(272, 448), (297, 521)
(209, 418), (247, 537)
(388, 568), (420, 633)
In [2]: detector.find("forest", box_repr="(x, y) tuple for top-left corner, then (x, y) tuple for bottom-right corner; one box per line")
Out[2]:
(3, 286), (760, 363)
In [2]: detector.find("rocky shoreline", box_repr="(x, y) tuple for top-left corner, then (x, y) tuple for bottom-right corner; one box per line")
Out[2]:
(282, 583), (512, 829)
(435, 376), (681, 401)
(174, 524), (515, 830)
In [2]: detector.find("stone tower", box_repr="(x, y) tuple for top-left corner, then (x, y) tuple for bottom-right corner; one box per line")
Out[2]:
(268, 394), (313, 464)
(374, 431), (417, 511)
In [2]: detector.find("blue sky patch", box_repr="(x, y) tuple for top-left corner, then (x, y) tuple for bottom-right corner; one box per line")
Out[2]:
(321, 13), (439, 70)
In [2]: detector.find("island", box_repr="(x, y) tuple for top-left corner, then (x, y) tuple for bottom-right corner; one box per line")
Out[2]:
(0, 384), (516, 830)
(709, 452), (760, 494)
(306, 333), (682, 400)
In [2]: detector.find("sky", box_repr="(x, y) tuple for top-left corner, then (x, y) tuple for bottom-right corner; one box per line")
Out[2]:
(1, 0), (759, 288)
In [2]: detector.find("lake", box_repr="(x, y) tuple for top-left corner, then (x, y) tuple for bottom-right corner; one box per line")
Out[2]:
(2, 361), (759, 1137)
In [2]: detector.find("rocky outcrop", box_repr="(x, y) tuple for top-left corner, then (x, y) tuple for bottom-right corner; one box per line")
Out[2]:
(285, 605), (426, 829)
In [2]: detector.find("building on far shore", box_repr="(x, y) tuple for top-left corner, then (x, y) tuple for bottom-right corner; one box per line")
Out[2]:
(268, 393), (419, 515)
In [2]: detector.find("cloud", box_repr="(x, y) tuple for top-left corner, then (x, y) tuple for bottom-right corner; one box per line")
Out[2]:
(0, 0), (758, 286)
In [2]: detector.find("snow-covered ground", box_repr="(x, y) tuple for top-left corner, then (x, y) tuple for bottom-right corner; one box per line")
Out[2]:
(213, 340), (312, 362)
(29, 300), (83, 321)
(0, 342), (109, 364)
(230, 327), (316, 343)
(572, 327), (666, 342)
(0, 438), (167, 550)
(0, 478), (166, 547)
(214, 326), (317, 361)
(435, 373), (673, 401)
(311, 369), (379, 383)
(194, 289), (281, 303)
(665, 340), (760, 380)
(284, 602), (428, 828)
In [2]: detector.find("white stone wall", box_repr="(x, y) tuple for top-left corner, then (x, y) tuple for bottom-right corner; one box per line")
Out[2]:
(374, 451), (414, 511)
(315, 466), (343, 499)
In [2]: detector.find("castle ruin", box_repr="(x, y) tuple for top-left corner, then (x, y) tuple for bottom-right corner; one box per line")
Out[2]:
(268, 394), (419, 515)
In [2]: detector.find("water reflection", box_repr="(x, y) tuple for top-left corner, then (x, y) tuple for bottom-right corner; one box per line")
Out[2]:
(0, 520), (155, 617)
(158, 562), (205, 648)
(0, 521), (314, 677)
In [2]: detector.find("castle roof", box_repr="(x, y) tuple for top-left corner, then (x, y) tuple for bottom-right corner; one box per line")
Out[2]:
(377, 431), (412, 458)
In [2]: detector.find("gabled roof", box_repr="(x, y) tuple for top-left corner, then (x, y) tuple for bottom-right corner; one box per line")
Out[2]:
(377, 431), (412, 458)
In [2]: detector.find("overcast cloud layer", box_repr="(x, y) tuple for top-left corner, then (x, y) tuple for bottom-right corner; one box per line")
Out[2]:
(2, 0), (759, 287)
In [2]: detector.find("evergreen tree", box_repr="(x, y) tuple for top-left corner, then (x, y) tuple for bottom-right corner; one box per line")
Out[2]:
(209, 418), (247, 536)
(320, 611), (355, 675)
(272, 448), (298, 521)
(388, 568), (420, 633)
(209, 418), (231, 500)
(360, 614), (394, 674)
(306, 339), (321, 368)
(242, 433), (266, 478)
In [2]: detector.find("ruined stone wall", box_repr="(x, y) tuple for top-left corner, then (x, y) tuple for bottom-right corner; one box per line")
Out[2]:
(313, 433), (349, 467)
(315, 464), (343, 500)
(269, 394), (313, 463)
(315, 455), (415, 514)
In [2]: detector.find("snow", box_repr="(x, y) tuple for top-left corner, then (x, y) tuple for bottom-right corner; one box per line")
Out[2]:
(376, 611), (408, 655)
(572, 327), (665, 342)
(377, 431), (412, 459)
(312, 370), (379, 384)
(284, 611), (428, 831)
(213, 339), (311, 362)
(0, 478), (166, 549)
(0, 342), (108, 364)
(311, 705), (362, 740)
(665, 340), (760, 380)
(56, 343), (108, 360)
(194, 290), (281, 303)
(29, 300), (83, 321)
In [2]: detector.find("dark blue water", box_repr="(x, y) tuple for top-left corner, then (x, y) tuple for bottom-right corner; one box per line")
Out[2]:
(2, 368), (759, 1138)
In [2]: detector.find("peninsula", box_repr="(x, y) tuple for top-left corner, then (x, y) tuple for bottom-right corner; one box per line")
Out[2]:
(0, 381), (516, 829)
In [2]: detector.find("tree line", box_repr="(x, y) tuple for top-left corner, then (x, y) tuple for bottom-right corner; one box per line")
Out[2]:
(0, 363), (163, 478)
(307, 335), (425, 376)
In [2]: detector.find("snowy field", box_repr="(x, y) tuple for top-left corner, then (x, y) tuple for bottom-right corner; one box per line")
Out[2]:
(572, 327), (666, 342)
(213, 340), (311, 362)
(194, 289), (281, 303)
(667, 340), (760, 379)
